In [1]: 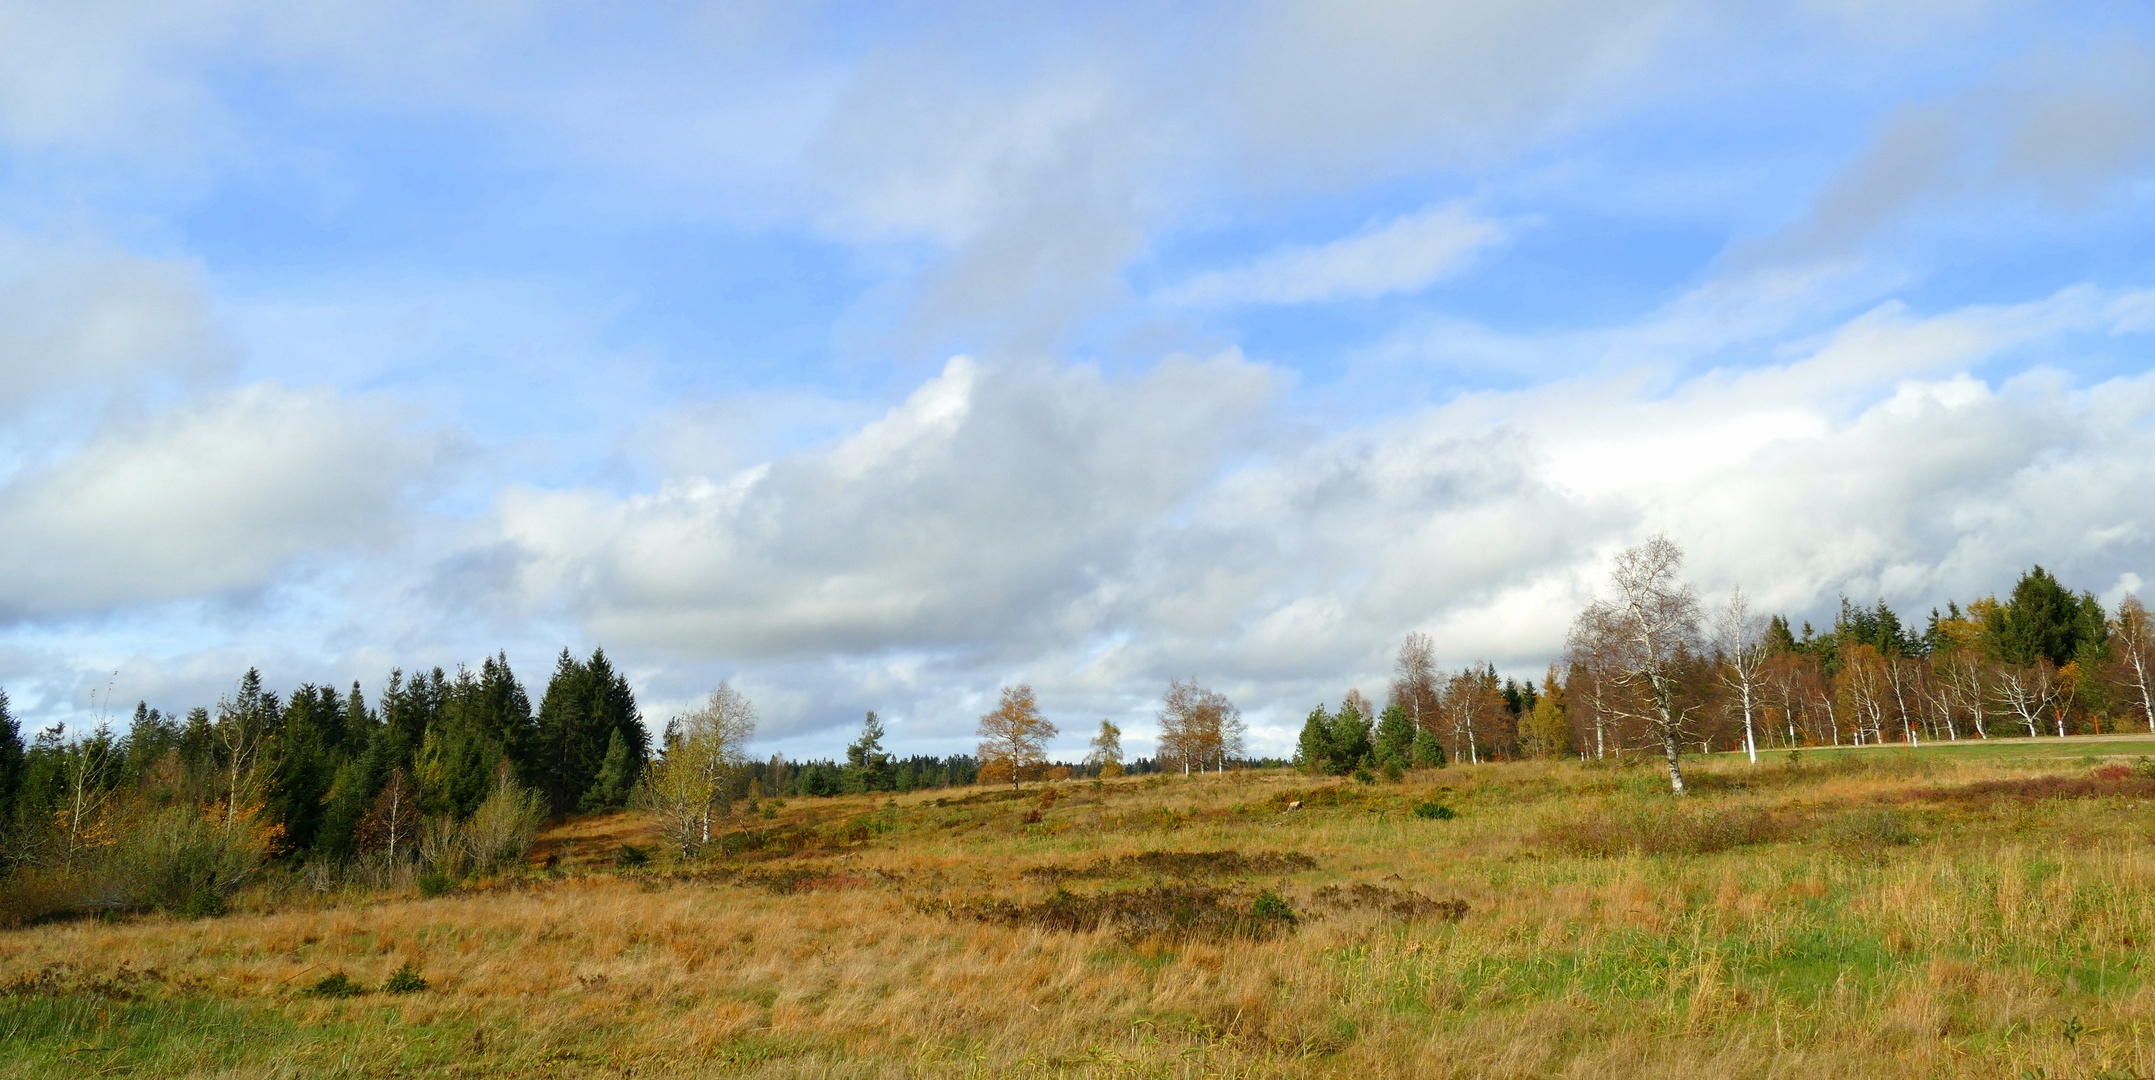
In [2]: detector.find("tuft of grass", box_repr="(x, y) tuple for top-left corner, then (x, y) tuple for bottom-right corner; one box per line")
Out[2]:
(1410, 801), (1456, 820)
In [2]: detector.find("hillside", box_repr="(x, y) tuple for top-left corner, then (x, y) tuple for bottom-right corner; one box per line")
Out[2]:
(7, 738), (2155, 1078)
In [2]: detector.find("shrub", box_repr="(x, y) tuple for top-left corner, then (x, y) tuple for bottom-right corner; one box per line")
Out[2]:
(118, 804), (274, 913)
(1411, 802), (1456, 820)
(417, 872), (456, 898)
(178, 889), (227, 919)
(1252, 890), (1295, 925)
(1381, 760), (1405, 784)
(308, 972), (364, 998)
(383, 962), (428, 994)
(464, 777), (546, 873)
(616, 843), (650, 869)
(1351, 768), (1376, 785)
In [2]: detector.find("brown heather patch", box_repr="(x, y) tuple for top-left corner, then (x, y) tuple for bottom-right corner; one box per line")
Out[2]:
(1306, 882), (1468, 922)
(1024, 848), (1319, 882)
(1906, 770), (2155, 804)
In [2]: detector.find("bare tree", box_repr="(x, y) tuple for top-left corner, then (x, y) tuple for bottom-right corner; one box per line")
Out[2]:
(1937, 647), (1992, 739)
(1564, 615), (1624, 758)
(1573, 535), (1703, 794)
(2113, 597), (2155, 733)
(1712, 587), (1768, 763)
(1993, 660), (2061, 738)
(1390, 633), (1441, 739)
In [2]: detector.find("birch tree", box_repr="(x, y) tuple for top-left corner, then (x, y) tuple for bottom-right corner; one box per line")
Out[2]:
(1390, 633), (1441, 741)
(1712, 587), (1767, 762)
(1157, 680), (1242, 774)
(2113, 596), (2155, 732)
(1993, 660), (2060, 737)
(646, 685), (758, 855)
(1572, 535), (1703, 795)
(977, 685), (1056, 788)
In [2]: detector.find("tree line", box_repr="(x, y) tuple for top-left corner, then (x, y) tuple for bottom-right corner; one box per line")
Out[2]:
(1275, 538), (2155, 796)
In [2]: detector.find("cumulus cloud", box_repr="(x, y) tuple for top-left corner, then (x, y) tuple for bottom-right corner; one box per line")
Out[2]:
(488, 352), (1280, 658)
(444, 280), (2155, 753)
(0, 383), (448, 617)
(1161, 203), (1509, 307)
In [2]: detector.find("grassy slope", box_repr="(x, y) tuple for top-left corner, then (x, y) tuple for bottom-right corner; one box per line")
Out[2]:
(7, 738), (2155, 1078)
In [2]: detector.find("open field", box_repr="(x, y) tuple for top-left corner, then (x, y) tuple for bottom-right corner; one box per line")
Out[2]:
(10, 738), (2155, 1078)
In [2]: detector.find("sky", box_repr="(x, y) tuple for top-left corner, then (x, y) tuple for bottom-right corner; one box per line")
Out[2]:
(5, 1), (2155, 760)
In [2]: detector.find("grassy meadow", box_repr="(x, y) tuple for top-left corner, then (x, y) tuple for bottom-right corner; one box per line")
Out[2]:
(9, 736), (2155, 1078)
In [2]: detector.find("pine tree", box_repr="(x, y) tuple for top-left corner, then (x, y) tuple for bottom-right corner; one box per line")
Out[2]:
(845, 712), (893, 793)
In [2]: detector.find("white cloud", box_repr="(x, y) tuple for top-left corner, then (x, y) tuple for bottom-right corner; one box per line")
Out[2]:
(0, 241), (232, 415)
(0, 382), (448, 617)
(431, 280), (2155, 754)
(1161, 203), (1509, 307)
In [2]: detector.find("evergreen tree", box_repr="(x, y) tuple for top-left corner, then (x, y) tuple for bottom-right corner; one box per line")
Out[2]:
(0, 689), (24, 825)
(845, 712), (893, 793)
(535, 648), (645, 814)
(1327, 699), (1373, 774)
(1410, 725), (1448, 768)
(579, 729), (637, 812)
(1374, 704), (1415, 766)
(1990, 567), (2106, 668)
(318, 725), (394, 861)
(266, 690), (336, 857)
(1295, 706), (1334, 772)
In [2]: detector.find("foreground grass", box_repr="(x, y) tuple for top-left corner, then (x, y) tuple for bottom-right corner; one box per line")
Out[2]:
(8, 739), (2155, 1078)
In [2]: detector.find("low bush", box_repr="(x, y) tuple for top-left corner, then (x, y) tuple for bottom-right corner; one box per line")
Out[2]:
(307, 972), (364, 999)
(616, 843), (650, 868)
(1411, 802), (1456, 820)
(416, 872), (456, 898)
(383, 962), (428, 994)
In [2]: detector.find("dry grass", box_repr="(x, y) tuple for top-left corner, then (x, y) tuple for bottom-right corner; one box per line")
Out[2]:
(8, 742), (2155, 1077)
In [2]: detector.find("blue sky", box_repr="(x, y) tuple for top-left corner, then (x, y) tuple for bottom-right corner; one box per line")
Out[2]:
(6, 1), (2155, 759)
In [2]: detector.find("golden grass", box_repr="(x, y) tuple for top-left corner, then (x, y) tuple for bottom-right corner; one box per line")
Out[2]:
(9, 741), (2155, 1077)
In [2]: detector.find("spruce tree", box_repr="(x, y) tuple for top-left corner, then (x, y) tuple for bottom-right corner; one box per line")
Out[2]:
(579, 729), (636, 812)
